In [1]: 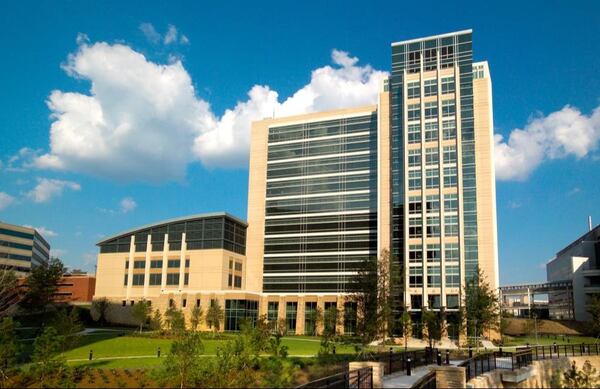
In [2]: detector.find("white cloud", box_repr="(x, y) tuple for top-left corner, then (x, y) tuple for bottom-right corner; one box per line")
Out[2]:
(0, 192), (15, 210)
(568, 187), (581, 196)
(27, 178), (81, 203)
(50, 248), (66, 257)
(495, 105), (600, 181)
(119, 197), (137, 213)
(164, 25), (178, 45)
(139, 23), (161, 43)
(3, 147), (41, 172)
(24, 225), (58, 237)
(507, 201), (522, 209)
(34, 41), (386, 181)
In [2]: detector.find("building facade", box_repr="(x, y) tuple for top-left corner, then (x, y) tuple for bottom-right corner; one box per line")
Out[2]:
(94, 30), (498, 338)
(547, 223), (600, 321)
(0, 221), (50, 275)
(53, 274), (97, 304)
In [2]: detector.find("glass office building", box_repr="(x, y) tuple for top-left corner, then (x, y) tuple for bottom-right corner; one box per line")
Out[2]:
(0, 221), (50, 275)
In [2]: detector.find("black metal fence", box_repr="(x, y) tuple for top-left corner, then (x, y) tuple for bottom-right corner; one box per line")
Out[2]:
(296, 367), (373, 389)
(373, 347), (440, 374)
(412, 371), (436, 389)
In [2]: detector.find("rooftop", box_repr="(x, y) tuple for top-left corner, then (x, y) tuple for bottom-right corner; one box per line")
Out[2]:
(391, 29), (472, 46)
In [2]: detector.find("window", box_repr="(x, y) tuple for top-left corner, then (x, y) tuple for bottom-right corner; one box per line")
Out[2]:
(443, 145), (457, 164)
(130, 300), (134, 306)
(228, 274), (233, 287)
(408, 123), (421, 144)
(150, 260), (162, 268)
(182, 299), (187, 308)
(184, 273), (189, 285)
(445, 243), (459, 261)
(407, 81), (420, 99)
(441, 76), (455, 94)
(440, 46), (454, 68)
(442, 120), (456, 140)
(409, 267), (423, 287)
(424, 79), (437, 97)
(442, 100), (455, 117)
(268, 301), (279, 322)
(344, 302), (357, 335)
(425, 195), (440, 213)
(408, 196), (422, 214)
(168, 259), (180, 268)
(286, 302), (297, 334)
(234, 275), (242, 288)
(196, 299), (201, 308)
(425, 169), (439, 189)
(424, 122), (438, 142)
(166, 273), (180, 285)
(427, 267), (441, 287)
(445, 215), (459, 237)
(408, 51), (420, 73)
(426, 216), (440, 237)
(424, 101), (438, 119)
(134, 260), (145, 269)
(425, 148), (438, 165)
(123, 274), (128, 286)
(447, 295), (459, 309)
(427, 244), (441, 262)
(446, 266), (460, 287)
(149, 273), (161, 285)
(444, 166), (458, 188)
(408, 170), (421, 190)
(234, 262), (242, 271)
(424, 49), (436, 71)
(304, 302), (318, 335)
(408, 104), (420, 121)
(122, 300), (126, 307)
(428, 294), (441, 309)
(229, 260), (233, 269)
(408, 149), (421, 168)
(444, 194), (458, 212)
(125, 261), (129, 269)
(185, 259), (190, 268)
(411, 295), (423, 310)
(169, 298), (175, 308)
(409, 244), (423, 262)
(409, 217), (422, 238)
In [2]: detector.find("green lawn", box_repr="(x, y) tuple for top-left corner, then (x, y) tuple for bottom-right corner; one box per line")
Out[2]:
(502, 335), (599, 347)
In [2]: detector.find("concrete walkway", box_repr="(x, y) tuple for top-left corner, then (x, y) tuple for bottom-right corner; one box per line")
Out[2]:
(382, 360), (464, 388)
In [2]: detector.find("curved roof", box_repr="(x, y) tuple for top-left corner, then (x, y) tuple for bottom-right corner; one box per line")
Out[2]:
(96, 211), (247, 246)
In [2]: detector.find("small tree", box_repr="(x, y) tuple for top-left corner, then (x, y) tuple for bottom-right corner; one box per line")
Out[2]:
(0, 270), (18, 319)
(399, 311), (412, 351)
(190, 306), (203, 332)
(269, 319), (289, 358)
(0, 317), (19, 388)
(91, 297), (111, 326)
(586, 294), (600, 337)
(305, 306), (323, 336)
(20, 257), (65, 314)
(160, 332), (204, 389)
(206, 301), (224, 337)
(164, 306), (186, 334)
(30, 326), (68, 387)
(421, 308), (443, 348)
(131, 299), (151, 333)
(464, 267), (500, 341)
(51, 308), (83, 351)
(319, 307), (342, 357)
(150, 309), (163, 331)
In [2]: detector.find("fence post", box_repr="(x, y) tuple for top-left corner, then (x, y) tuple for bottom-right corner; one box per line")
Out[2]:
(469, 345), (473, 358)
(407, 356), (412, 376)
(437, 350), (442, 366)
(446, 349), (450, 365)
(389, 347), (393, 374)
(357, 369), (360, 389)
(157, 346), (161, 358)
(89, 349), (93, 361)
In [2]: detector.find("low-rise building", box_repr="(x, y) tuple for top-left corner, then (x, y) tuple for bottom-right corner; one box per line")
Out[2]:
(54, 273), (96, 304)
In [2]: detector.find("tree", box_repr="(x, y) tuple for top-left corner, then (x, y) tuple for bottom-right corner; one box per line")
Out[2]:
(421, 308), (444, 348)
(319, 307), (342, 358)
(190, 306), (203, 332)
(399, 311), (412, 351)
(0, 270), (19, 318)
(560, 360), (600, 388)
(206, 301), (224, 337)
(159, 332), (204, 389)
(164, 306), (186, 334)
(20, 257), (65, 313)
(131, 299), (151, 333)
(269, 319), (289, 358)
(30, 326), (68, 387)
(0, 317), (19, 388)
(150, 309), (163, 331)
(51, 308), (83, 351)
(586, 294), (600, 336)
(463, 267), (500, 341)
(305, 306), (323, 336)
(91, 297), (111, 326)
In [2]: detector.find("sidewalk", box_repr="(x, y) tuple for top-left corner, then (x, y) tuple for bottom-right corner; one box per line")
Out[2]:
(382, 360), (464, 388)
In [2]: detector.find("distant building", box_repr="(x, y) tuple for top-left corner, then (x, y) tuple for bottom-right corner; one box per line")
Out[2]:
(54, 274), (96, 304)
(547, 223), (600, 321)
(0, 221), (50, 275)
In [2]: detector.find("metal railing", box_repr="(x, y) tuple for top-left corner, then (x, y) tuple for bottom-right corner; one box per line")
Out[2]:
(297, 367), (373, 389)
(373, 347), (439, 374)
(412, 371), (436, 389)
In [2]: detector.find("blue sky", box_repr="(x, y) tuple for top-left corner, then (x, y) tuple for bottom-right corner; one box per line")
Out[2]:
(0, 1), (599, 284)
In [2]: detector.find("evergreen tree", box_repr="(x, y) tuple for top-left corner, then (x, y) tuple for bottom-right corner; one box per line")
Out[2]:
(206, 301), (224, 337)
(20, 257), (65, 313)
(0, 317), (19, 388)
(131, 299), (151, 333)
(463, 267), (500, 341)
(190, 306), (203, 332)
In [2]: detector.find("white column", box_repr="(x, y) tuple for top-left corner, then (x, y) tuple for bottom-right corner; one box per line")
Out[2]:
(143, 234), (151, 297)
(178, 233), (186, 291)
(125, 235), (135, 300)
(161, 234), (169, 291)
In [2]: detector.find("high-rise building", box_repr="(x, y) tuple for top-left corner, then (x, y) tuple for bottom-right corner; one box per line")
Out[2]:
(0, 221), (51, 275)
(93, 30), (498, 339)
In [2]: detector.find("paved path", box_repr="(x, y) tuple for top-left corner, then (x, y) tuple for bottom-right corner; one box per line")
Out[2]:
(383, 360), (464, 388)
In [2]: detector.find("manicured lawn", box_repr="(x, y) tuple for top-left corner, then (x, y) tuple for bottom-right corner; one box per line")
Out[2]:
(502, 335), (599, 347)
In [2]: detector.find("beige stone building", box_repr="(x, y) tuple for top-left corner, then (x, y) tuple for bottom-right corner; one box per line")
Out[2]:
(93, 30), (498, 339)
(0, 221), (50, 276)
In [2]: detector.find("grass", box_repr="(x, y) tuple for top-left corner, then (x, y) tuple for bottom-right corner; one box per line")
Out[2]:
(502, 334), (599, 347)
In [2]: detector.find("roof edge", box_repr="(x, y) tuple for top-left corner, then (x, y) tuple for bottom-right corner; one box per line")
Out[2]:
(391, 29), (473, 46)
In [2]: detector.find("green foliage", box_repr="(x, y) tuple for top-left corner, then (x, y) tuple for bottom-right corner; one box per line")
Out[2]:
(30, 326), (69, 387)
(399, 311), (412, 350)
(305, 306), (323, 336)
(189, 306), (203, 332)
(0, 317), (20, 388)
(164, 306), (186, 334)
(131, 299), (152, 333)
(0, 269), (18, 318)
(91, 297), (110, 326)
(463, 267), (500, 339)
(559, 360), (600, 388)
(150, 309), (163, 331)
(158, 332), (204, 389)
(268, 319), (289, 358)
(586, 294), (600, 337)
(51, 308), (84, 352)
(421, 308), (445, 348)
(206, 301), (224, 337)
(20, 257), (65, 314)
